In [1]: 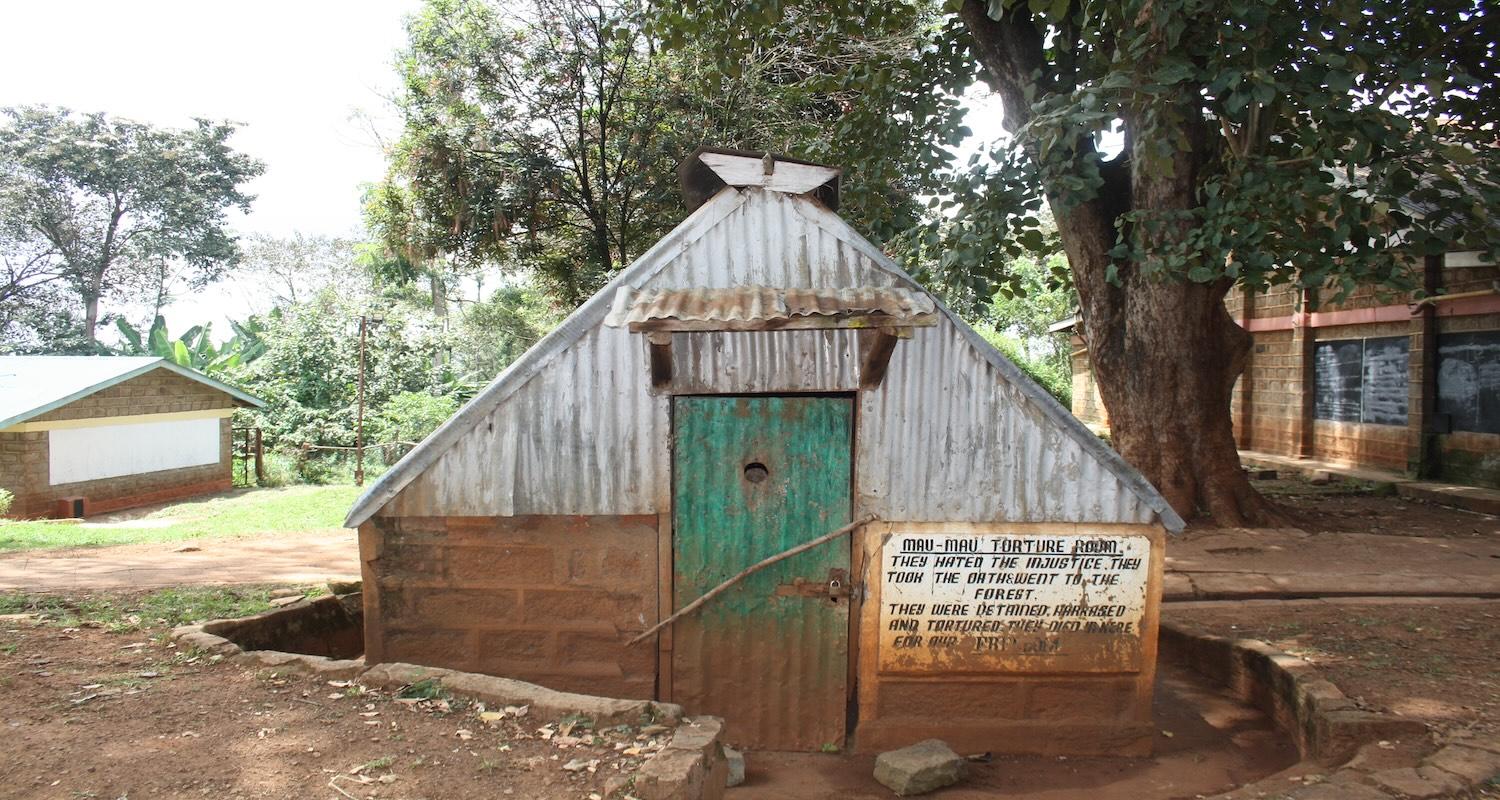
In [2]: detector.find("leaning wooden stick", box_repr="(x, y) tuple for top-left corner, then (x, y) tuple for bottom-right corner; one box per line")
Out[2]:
(627, 513), (878, 647)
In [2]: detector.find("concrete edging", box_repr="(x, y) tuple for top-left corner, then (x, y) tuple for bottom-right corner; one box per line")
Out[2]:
(1162, 622), (1500, 799)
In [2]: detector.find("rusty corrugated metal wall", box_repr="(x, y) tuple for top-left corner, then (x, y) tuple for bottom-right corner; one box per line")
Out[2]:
(369, 188), (1168, 528)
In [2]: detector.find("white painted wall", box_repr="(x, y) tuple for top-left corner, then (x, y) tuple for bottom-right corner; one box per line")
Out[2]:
(49, 418), (221, 486)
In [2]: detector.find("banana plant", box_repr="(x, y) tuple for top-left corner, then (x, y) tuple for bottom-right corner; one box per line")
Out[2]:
(115, 315), (267, 374)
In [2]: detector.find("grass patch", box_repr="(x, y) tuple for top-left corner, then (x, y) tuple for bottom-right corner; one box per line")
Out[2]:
(0, 585), (318, 631)
(399, 678), (447, 700)
(0, 485), (361, 552)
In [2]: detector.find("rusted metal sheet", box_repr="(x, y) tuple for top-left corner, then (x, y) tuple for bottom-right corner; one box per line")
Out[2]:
(353, 187), (1181, 532)
(877, 532), (1151, 674)
(604, 286), (936, 330)
(670, 329), (862, 395)
(672, 396), (852, 750)
(858, 320), (1156, 525)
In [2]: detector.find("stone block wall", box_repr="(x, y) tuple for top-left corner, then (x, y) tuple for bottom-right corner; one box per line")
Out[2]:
(1238, 329), (1301, 454)
(360, 514), (659, 700)
(0, 368), (237, 518)
(857, 674), (1154, 756)
(29, 368), (235, 423)
(1068, 335), (1108, 430)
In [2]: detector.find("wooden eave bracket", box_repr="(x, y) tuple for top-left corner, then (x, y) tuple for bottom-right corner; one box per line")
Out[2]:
(859, 327), (913, 389)
(647, 330), (673, 390)
(635, 319), (927, 391)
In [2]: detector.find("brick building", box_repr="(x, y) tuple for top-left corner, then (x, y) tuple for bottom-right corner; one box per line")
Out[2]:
(0, 356), (263, 518)
(1063, 251), (1500, 488)
(346, 150), (1184, 756)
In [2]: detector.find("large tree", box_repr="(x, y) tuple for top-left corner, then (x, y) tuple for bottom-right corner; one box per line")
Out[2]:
(661, 0), (1500, 524)
(241, 232), (363, 308)
(0, 106), (264, 344)
(374, 0), (942, 307)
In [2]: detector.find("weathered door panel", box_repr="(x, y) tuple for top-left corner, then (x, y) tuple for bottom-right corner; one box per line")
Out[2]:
(672, 395), (853, 751)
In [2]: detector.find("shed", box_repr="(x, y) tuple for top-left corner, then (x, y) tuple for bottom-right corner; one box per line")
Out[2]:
(346, 149), (1186, 756)
(0, 356), (263, 518)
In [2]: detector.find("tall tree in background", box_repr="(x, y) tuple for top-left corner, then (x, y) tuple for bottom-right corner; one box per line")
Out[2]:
(374, 0), (943, 307)
(662, 0), (1500, 524)
(0, 106), (264, 344)
(241, 233), (362, 308)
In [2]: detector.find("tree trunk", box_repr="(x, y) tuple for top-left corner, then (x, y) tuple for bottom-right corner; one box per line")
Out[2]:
(430, 268), (448, 370)
(1084, 272), (1281, 526)
(83, 294), (99, 342)
(961, 0), (1284, 526)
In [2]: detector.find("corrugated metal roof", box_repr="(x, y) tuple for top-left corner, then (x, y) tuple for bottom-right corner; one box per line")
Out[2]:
(345, 187), (1186, 533)
(605, 286), (936, 329)
(0, 356), (264, 429)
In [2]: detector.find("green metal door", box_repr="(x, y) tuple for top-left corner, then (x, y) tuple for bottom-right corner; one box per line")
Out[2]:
(672, 395), (853, 751)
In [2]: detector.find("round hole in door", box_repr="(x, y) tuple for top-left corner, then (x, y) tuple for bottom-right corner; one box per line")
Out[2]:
(744, 462), (769, 484)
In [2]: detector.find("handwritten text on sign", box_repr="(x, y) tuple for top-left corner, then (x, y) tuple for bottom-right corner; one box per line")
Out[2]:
(878, 533), (1152, 673)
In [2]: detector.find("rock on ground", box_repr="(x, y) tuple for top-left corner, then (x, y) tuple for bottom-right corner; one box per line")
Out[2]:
(873, 739), (966, 796)
(724, 746), (745, 787)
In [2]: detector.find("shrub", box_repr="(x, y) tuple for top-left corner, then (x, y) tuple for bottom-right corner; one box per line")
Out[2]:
(975, 326), (1073, 408)
(0, 488), (12, 516)
(375, 391), (460, 447)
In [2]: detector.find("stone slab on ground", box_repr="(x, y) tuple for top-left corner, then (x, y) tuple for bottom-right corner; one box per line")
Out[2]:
(360, 661), (682, 728)
(1422, 743), (1500, 784)
(1165, 527), (1500, 602)
(1237, 448), (1500, 516)
(234, 649), (366, 679)
(724, 746), (745, 788)
(633, 717), (728, 800)
(873, 739), (967, 796)
(1368, 766), (1468, 799)
(1397, 482), (1500, 516)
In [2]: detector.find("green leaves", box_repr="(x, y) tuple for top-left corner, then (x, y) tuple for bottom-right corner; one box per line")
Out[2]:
(112, 314), (265, 375)
(0, 106), (264, 342)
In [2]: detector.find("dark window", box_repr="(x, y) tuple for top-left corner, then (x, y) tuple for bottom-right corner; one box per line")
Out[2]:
(1313, 337), (1409, 426)
(1436, 331), (1500, 434)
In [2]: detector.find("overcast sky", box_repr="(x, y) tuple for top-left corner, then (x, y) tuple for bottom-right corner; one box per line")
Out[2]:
(0, 1), (1006, 334)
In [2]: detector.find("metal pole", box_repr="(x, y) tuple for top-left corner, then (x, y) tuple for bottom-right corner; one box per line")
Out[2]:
(355, 315), (368, 487)
(253, 427), (264, 484)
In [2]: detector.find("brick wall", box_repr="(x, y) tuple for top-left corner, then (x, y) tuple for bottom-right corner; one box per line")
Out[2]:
(1067, 268), (1500, 487)
(0, 367), (237, 518)
(1068, 336), (1109, 429)
(1439, 432), (1500, 488)
(1253, 283), (1300, 319)
(360, 515), (659, 700)
(0, 431), (49, 516)
(31, 368), (236, 423)
(1240, 329), (1301, 455)
(1433, 313), (1500, 487)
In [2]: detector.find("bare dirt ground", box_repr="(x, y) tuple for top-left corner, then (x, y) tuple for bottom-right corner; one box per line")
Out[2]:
(1255, 476), (1500, 539)
(0, 528), (359, 590)
(1164, 476), (1500, 600)
(734, 661), (1299, 799)
(0, 608), (1298, 800)
(0, 619), (666, 800)
(2, 484), (1497, 798)
(1168, 599), (1500, 743)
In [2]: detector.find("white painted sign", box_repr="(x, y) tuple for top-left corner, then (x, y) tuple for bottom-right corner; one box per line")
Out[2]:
(878, 533), (1152, 673)
(49, 417), (221, 486)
